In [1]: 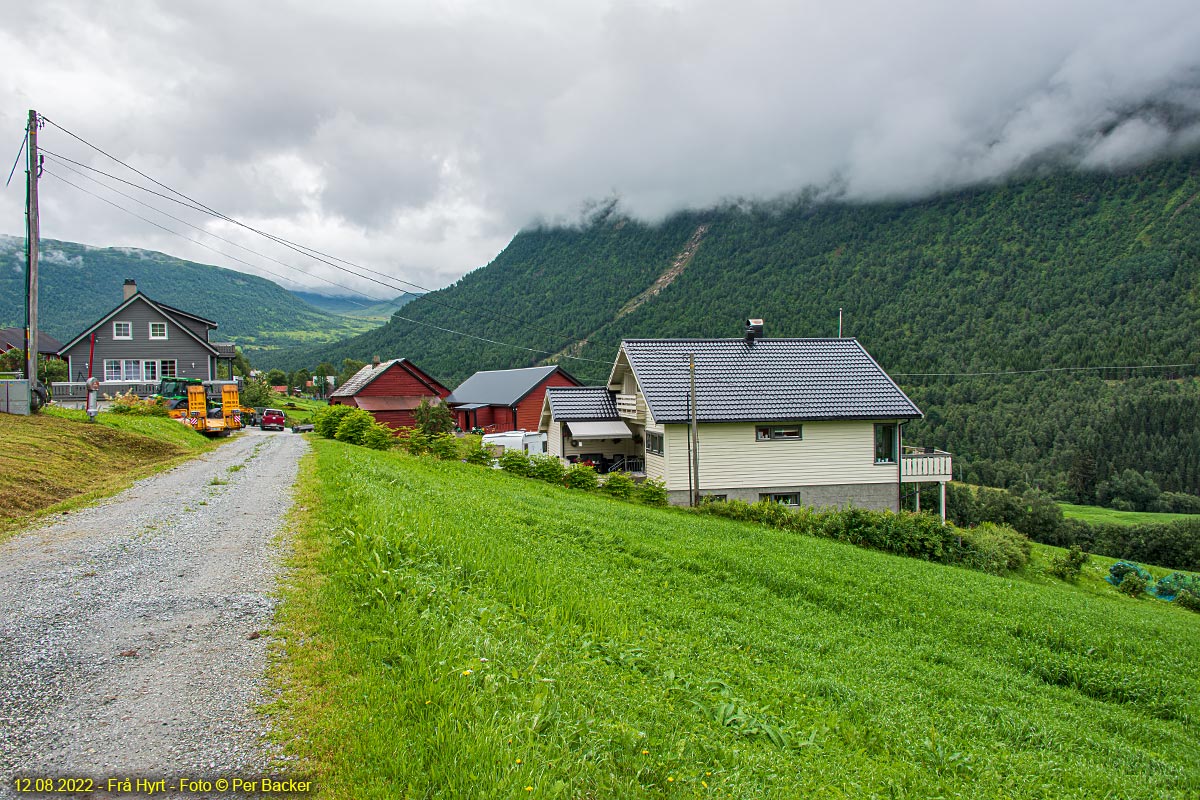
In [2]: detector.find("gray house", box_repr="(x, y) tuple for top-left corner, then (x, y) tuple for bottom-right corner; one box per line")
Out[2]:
(56, 280), (237, 391)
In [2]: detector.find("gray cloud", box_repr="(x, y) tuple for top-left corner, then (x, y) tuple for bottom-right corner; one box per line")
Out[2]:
(2, 0), (1199, 298)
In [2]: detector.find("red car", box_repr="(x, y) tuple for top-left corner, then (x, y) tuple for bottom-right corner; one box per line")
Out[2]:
(260, 408), (286, 431)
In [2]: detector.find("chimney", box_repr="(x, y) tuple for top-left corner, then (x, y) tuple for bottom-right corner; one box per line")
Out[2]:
(123, 279), (137, 300)
(372, 354), (381, 367)
(744, 318), (764, 345)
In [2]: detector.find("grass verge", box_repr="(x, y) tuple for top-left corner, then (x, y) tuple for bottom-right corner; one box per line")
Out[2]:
(0, 406), (217, 539)
(271, 440), (1200, 798)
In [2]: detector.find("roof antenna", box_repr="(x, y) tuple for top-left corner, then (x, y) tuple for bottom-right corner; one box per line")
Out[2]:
(838, 308), (843, 338)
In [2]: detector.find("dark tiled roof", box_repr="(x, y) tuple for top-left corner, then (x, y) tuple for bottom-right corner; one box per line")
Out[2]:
(621, 338), (921, 424)
(156, 301), (217, 328)
(0, 328), (62, 354)
(447, 365), (568, 406)
(544, 386), (619, 421)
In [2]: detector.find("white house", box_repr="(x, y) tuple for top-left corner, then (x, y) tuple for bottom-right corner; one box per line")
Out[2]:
(539, 321), (952, 513)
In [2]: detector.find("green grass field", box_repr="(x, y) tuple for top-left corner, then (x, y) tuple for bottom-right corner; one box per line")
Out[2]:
(1060, 502), (1198, 526)
(271, 440), (1200, 798)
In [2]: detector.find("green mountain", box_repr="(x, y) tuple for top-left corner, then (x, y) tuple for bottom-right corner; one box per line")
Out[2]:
(0, 236), (379, 355)
(289, 289), (421, 321)
(268, 155), (1200, 496)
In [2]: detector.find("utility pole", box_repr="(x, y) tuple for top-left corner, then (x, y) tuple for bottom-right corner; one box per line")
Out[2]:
(25, 109), (40, 393)
(838, 308), (843, 338)
(689, 354), (701, 507)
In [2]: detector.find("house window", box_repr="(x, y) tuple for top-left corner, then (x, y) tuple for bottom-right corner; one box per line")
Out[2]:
(122, 360), (141, 380)
(645, 431), (664, 456)
(755, 425), (802, 441)
(160, 360), (177, 378)
(113, 321), (132, 339)
(761, 492), (801, 507)
(875, 423), (897, 464)
(143, 360), (158, 381)
(149, 322), (168, 339)
(104, 360), (121, 381)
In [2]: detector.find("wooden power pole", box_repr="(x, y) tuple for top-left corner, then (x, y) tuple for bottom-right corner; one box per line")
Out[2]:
(25, 109), (40, 391)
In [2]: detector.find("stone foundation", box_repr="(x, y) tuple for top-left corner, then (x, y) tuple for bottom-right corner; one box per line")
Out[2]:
(667, 482), (899, 512)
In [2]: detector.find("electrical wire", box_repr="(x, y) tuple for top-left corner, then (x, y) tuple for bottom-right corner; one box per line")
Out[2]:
(44, 155), (382, 307)
(891, 363), (1198, 378)
(43, 168), (616, 369)
(39, 115), (613, 352)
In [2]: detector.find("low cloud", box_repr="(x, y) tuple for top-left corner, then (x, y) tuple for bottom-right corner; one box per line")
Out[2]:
(1, 0), (1198, 296)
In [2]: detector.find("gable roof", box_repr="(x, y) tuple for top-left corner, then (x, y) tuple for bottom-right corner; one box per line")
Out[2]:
(446, 365), (578, 406)
(57, 293), (220, 356)
(0, 327), (63, 355)
(544, 386), (620, 421)
(330, 358), (446, 398)
(617, 338), (922, 424)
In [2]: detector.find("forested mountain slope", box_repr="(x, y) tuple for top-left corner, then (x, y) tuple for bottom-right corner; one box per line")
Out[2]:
(272, 156), (1200, 495)
(0, 236), (378, 354)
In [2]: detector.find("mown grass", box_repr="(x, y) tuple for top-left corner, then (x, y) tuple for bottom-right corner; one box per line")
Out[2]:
(1060, 502), (1198, 526)
(272, 440), (1200, 799)
(0, 406), (216, 538)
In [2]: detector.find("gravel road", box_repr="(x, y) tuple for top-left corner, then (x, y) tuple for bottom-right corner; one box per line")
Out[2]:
(0, 428), (308, 797)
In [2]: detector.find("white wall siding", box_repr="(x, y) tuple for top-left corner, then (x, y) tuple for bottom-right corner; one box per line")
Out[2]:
(547, 421), (562, 457)
(661, 421), (899, 492)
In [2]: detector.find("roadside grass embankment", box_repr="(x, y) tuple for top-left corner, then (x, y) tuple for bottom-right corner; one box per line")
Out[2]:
(272, 439), (1200, 798)
(0, 406), (216, 537)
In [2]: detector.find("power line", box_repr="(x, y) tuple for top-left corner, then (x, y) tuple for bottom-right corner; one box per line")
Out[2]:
(39, 115), (611, 352)
(892, 363), (1198, 378)
(44, 156), (383, 307)
(44, 168), (615, 369)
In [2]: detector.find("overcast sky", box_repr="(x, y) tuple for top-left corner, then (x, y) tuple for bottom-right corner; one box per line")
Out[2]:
(3, 1), (1199, 300)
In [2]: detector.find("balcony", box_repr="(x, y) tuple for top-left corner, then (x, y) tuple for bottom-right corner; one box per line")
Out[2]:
(615, 393), (645, 422)
(901, 447), (953, 483)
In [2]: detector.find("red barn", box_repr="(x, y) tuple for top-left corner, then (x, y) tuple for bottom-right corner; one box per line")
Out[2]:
(328, 358), (450, 430)
(446, 365), (581, 433)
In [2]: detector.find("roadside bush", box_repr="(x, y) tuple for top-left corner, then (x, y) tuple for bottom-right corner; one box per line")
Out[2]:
(313, 404), (356, 438)
(334, 408), (376, 446)
(600, 470), (636, 500)
(636, 478), (668, 507)
(499, 450), (532, 477)
(528, 454), (566, 484)
(109, 390), (169, 417)
(951, 522), (1030, 574)
(1049, 545), (1090, 582)
(563, 463), (598, 491)
(429, 433), (460, 460)
(360, 423), (395, 451)
(463, 445), (492, 466)
(402, 429), (432, 456)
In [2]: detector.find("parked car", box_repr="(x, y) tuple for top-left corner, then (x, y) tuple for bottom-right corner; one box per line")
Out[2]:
(260, 408), (286, 431)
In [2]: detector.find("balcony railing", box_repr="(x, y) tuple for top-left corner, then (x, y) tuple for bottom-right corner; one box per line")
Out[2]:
(901, 447), (953, 483)
(51, 381), (160, 400)
(615, 393), (644, 421)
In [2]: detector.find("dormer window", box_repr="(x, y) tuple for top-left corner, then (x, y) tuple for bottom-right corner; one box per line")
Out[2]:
(113, 321), (132, 339)
(149, 322), (168, 340)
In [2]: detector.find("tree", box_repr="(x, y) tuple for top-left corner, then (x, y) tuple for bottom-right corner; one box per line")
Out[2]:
(240, 375), (273, 408)
(412, 397), (454, 436)
(264, 369), (287, 387)
(339, 358), (366, 385)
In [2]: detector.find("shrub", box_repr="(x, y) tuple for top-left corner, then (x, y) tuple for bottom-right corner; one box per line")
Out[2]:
(429, 433), (461, 460)
(1177, 589), (1200, 613)
(563, 463), (598, 491)
(334, 408), (376, 446)
(955, 522), (1031, 575)
(463, 445), (492, 466)
(600, 470), (636, 500)
(1118, 573), (1148, 598)
(360, 423), (395, 451)
(636, 478), (668, 507)
(313, 404), (356, 438)
(1159, 491), (1200, 515)
(109, 390), (169, 417)
(412, 398), (455, 436)
(528, 454), (566, 484)
(402, 430), (431, 456)
(1152, 572), (1200, 601)
(1049, 545), (1090, 582)
(499, 449), (532, 477)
